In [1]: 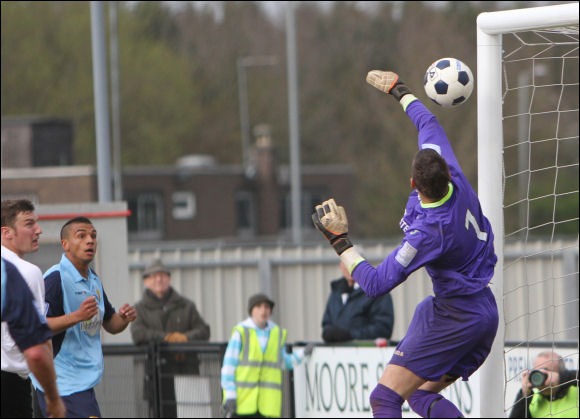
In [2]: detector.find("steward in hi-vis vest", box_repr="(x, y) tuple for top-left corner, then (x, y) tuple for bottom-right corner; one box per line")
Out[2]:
(232, 324), (286, 417)
(221, 294), (314, 418)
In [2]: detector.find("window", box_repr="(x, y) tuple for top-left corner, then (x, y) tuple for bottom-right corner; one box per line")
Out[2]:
(236, 191), (255, 237)
(279, 190), (327, 229)
(128, 193), (163, 240)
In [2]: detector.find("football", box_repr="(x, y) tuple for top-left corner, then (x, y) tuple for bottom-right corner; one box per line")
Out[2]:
(424, 58), (474, 107)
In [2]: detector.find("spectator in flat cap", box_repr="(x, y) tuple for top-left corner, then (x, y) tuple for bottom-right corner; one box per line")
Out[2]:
(131, 258), (210, 418)
(221, 293), (314, 418)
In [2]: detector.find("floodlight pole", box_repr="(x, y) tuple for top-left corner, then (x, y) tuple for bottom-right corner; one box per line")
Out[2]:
(90, 1), (112, 203)
(109, 1), (122, 202)
(286, 1), (302, 245)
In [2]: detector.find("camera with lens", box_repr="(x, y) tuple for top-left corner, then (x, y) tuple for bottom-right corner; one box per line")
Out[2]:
(529, 369), (548, 388)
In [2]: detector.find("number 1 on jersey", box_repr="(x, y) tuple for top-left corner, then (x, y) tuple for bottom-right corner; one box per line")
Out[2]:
(465, 209), (488, 241)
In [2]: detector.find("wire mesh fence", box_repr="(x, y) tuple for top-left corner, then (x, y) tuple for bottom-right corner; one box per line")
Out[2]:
(94, 342), (295, 418)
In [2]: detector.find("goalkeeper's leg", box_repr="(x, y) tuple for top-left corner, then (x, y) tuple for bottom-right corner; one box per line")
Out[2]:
(370, 364), (424, 418)
(370, 360), (464, 418)
(408, 387), (463, 418)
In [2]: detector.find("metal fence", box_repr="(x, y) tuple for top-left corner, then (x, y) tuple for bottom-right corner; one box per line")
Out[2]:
(95, 343), (295, 418)
(128, 240), (579, 344)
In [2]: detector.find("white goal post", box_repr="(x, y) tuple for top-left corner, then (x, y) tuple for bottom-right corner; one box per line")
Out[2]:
(477, 3), (579, 418)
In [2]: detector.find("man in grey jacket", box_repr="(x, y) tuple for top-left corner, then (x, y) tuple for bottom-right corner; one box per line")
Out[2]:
(131, 258), (210, 417)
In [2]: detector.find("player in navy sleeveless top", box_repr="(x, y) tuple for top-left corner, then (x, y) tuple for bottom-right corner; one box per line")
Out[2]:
(2, 258), (66, 418)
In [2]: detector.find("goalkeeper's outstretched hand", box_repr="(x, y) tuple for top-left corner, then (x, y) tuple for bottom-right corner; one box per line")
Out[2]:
(312, 198), (353, 255)
(366, 70), (412, 101)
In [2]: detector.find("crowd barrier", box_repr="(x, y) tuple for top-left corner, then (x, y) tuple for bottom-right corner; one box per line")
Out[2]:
(94, 342), (295, 418)
(94, 341), (578, 418)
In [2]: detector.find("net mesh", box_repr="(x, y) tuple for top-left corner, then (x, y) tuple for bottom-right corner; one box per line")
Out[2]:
(501, 25), (579, 416)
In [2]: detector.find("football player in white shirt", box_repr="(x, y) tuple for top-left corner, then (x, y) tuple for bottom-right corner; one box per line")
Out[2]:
(1, 199), (47, 418)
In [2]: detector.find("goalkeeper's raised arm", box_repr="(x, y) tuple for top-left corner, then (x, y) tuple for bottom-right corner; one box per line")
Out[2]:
(366, 70), (463, 178)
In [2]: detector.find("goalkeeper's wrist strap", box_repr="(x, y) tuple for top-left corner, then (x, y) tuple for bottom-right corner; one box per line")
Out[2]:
(390, 83), (412, 101)
(340, 246), (366, 275)
(331, 235), (353, 256)
(400, 94), (418, 112)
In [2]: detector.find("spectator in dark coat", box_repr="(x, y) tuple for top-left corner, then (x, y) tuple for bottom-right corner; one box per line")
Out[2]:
(131, 258), (210, 418)
(131, 259), (210, 346)
(322, 252), (395, 343)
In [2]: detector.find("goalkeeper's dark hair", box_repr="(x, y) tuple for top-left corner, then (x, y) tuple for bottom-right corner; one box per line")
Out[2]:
(412, 149), (451, 201)
(60, 216), (93, 240)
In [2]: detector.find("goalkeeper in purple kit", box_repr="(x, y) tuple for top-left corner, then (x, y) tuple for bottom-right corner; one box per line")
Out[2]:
(312, 71), (498, 418)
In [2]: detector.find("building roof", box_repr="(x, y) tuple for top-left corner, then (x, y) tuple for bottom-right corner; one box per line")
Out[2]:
(1, 165), (95, 180)
(1, 115), (71, 126)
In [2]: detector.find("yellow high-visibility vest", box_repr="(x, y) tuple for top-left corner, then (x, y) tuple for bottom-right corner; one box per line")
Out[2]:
(529, 386), (579, 418)
(233, 325), (287, 418)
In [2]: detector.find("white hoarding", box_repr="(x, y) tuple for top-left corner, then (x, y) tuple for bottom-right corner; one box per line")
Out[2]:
(293, 344), (578, 418)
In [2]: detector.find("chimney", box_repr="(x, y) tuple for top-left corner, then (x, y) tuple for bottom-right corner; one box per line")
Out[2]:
(253, 124), (279, 235)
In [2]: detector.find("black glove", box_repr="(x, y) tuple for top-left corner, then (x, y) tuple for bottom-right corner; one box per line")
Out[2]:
(323, 325), (353, 343)
(223, 399), (236, 418)
(303, 343), (316, 357)
(387, 76), (412, 101)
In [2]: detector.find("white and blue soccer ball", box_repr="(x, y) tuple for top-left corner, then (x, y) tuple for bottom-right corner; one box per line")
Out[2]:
(424, 58), (474, 107)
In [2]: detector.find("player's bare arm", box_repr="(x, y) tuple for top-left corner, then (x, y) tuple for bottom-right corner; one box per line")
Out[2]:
(23, 341), (66, 418)
(102, 303), (137, 334)
(46, 296), (99, 334)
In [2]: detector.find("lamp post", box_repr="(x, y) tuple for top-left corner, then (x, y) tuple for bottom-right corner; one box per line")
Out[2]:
(286, 1), (302, 244)
(90, 1), (112, 203)
(109, 1), (122, 201)
(236, 55), (278, 175)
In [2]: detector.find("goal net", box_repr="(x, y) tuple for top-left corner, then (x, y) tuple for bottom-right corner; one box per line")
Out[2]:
(477, 3), (579, 417)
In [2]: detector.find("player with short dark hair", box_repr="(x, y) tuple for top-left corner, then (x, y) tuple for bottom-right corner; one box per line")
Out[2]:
(31, 217), (137, 418)
(411, 149), (451, 200)
(59, 216), (92, 240)
(312, 71), (499, 418)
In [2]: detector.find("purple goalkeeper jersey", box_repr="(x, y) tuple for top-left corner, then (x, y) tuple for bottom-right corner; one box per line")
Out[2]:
(354, 99), (497, 298)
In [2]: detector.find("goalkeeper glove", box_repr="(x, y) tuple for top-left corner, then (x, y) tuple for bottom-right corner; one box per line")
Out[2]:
(312, 198), (353, 255)
(366, 70), (412, 101)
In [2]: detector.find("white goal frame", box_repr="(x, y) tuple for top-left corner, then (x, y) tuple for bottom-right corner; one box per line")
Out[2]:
(476, 3), (579, 417)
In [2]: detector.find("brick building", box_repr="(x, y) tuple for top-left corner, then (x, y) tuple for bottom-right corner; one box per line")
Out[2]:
(1, 117), (355, 242)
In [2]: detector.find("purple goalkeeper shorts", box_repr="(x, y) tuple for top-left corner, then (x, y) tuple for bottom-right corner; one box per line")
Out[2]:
(389, 286), (498, 382)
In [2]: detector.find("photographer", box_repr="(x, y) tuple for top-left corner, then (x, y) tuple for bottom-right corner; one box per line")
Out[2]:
(509, 351), (578, 418)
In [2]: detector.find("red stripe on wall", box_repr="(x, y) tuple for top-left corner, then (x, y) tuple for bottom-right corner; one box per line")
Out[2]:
(38, 211), (131, 220)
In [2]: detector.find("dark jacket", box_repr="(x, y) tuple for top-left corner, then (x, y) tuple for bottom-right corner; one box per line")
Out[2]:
(131, 287), (210, 345)
(509, 369), (578, 418)
(322, 277), (394, 342)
